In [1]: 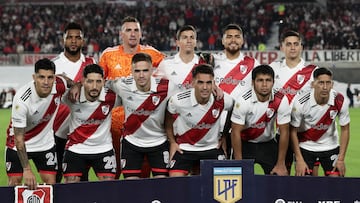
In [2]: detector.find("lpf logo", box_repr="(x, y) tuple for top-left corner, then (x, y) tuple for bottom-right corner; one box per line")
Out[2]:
(213, 167), (242, 203)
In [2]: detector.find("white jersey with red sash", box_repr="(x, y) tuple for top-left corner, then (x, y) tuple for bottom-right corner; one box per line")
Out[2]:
(231, 88), (291, 143)
(63, 86), (117, 154)
(213, 52), (260, 99)
(167, 89), (233, 151)
(108, 76), (175, 148)
(291, 89), (350, 152)
(6, 76), (68, 152)
(271, 59), (316, 105)
(53, 53), (96, 139)
(156, 53), (207, 91)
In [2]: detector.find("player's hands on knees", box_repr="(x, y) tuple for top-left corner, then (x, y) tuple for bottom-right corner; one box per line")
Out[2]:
(334, 159), (346, 177)
(271, 163), (288, 176)
(169, 142), (182, 161)
(295, 160), (310, 176)
(23, 169), (37, 190)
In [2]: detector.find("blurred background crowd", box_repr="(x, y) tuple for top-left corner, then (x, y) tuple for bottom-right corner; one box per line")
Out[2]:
(0, 0), (359, 55)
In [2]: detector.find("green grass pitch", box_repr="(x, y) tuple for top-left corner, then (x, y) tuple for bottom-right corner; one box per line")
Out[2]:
(0, 108), (359, 186)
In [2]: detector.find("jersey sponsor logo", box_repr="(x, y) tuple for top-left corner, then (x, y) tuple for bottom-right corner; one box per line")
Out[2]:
(114, 64), (121, 70)
(213, 167), (242, 203)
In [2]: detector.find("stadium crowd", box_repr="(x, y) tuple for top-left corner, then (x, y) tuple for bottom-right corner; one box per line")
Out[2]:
(1, 0), (359, 55)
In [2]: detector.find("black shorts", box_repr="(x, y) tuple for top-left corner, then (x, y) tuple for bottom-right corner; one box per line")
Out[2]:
(168, 148), (226, 175)
(242, 139), (278, 174)
(120, 139), (169, 178)
(300, 147), (340, 176)
(63, 149), (116, 178)
(5, 146), (57, 176)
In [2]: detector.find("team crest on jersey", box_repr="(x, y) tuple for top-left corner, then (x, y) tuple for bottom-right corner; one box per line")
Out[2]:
(102, 105), (110, 115)
(297, 74), (305, 84)
(239, 65), (248, 74)
(152, 96), (160, 106)
(330, 110), (338, 119)
(54, 97), (61, 105)
(266, 108), (275, 118)
(212, 108), (220, 118)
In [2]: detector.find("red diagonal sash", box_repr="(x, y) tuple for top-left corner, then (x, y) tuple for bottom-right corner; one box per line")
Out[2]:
(66, 90), (116, 147)
(73, 57), (94, 82)
(181, 57), (208, 89)
(176, 98), (225, 145)
(219, 56), (255, 94)
(123, 79), (169, 136)
(241, 92), (283, 141)
(53, 57), (94, 132)
(25, 77), (66, 141)
(298, 93), (344, 142)
(280, 65), (316, 103)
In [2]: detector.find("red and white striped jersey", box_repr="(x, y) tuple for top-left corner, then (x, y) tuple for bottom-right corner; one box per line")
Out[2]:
(291, 89), (350, 152)
(63, 86), (117, 154)
(6, 76), (68, 152)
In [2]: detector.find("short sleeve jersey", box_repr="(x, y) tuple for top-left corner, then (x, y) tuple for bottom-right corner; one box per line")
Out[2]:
(52, 53), (96, 138)
(291, 89), (350, 152)
(63, 87), (118, 154)
(6, 77), (67, 152)
(231, 88), (291, 143)
(213, 52), (260, 99)
(156, 53), (200, 91)
(167, 89), (234, 151)
(270, 58), (316, 105)
(99, 44), (164, 79)
(108, 76), (176, 147)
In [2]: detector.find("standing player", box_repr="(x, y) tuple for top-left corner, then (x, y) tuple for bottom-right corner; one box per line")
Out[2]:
(270, 30), (318, 173)
(107, 53), (174, 179)
(52, 22), (96, 182)
(5, 58), (70, 189)
(62, 64), (117, 183)
(165, 64), (233, 177)
(290, 67), (350, 177)
(230, 65), (291, 176)
(156, 25), (211, 91)
(213, 24), (260, 158)
(99, 16), (164, 178)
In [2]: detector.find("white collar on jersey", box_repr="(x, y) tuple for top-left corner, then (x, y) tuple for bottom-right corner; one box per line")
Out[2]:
(250, 87), (275, 103)
(309, 88), (336, 107)
(130, 76), (158, 93)
(79, 86), (106, 102)
(190, 88), (214, 107)
(30, 77), (58, 101)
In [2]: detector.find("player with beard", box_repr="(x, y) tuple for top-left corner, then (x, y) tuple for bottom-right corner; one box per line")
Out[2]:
(52, 22), (96, 182)
(62, 64), (118, 183)
(213, 24), (260, 158)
